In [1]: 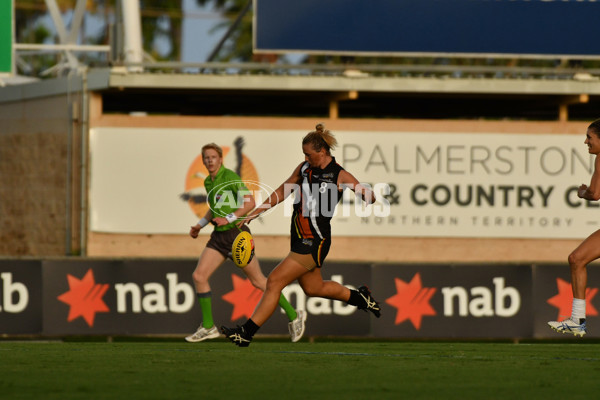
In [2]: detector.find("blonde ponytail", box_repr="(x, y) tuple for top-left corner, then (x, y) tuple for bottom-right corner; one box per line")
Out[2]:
(303, 123), (337, 154)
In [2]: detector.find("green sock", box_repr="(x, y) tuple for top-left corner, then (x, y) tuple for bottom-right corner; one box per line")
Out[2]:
(278, 294), (297, 321)
(198, 292), (214, 329)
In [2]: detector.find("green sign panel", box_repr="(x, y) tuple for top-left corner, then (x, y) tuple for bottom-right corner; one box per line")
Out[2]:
(0, 0), (13, 74)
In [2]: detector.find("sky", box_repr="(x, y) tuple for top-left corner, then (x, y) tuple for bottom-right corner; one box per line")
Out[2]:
(180, 1), (301, 64)
(180, 0), (227, 63)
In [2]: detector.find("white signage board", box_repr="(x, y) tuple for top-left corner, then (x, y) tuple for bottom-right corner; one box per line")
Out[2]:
(90, 127), (596, 239)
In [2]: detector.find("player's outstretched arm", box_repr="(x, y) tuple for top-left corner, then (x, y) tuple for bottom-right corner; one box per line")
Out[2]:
(238, 162), (303, 227)
(338, 170), (376, 204)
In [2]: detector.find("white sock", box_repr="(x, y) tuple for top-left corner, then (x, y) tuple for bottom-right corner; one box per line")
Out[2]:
(572, 298), (586, 321)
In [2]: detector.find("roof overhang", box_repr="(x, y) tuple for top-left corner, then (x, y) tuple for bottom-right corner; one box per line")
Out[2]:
(2, 66), (600, 104)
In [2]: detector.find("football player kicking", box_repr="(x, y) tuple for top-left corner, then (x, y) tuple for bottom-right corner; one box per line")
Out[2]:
(221, 124), (381, 347)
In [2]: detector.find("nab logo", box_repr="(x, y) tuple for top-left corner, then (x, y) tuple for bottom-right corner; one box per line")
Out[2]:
(57, 270), (196, 328)
(386, 273), (436, 330)
(546, 278), (598, 320)
(57, 269), (109, 327)
(385, 274), (522, 330)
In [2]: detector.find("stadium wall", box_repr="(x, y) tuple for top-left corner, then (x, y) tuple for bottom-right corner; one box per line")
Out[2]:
(0, 93), (84, 257)
(0, 87), (593, 263)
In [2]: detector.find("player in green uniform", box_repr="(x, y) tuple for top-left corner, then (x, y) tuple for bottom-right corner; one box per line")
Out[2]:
(185, 143), (306, 343)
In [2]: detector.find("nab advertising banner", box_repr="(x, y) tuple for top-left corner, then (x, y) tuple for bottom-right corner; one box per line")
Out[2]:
(254, 0), (600, 58)
(2, 259), (599, 339)
(40, 259), (371, 336)
(372, 264), (532, 338)
(43, 259), (202, 335)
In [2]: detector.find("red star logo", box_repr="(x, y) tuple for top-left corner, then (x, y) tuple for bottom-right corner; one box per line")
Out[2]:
(546, 278), (598, 320)
(385, 273), (437, 330)
(57, 269), (110, 327)
(222, 274), (263, 321)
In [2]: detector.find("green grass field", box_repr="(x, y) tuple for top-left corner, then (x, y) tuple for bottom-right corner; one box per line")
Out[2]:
(1, 338), (598, 400)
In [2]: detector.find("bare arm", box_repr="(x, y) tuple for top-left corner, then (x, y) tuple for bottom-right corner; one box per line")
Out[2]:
(189, 209), (213, 238)
(238, 162), (303, 225)
(578, 155), (600, 201)
(338, 170), (376, 204)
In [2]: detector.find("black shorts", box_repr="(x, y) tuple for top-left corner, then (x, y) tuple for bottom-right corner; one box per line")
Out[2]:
(206, 225), (251, 260)
(290, 235), (331, 268)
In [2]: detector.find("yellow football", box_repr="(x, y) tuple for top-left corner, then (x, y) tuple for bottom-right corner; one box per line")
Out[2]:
(231, 231), (255, 268)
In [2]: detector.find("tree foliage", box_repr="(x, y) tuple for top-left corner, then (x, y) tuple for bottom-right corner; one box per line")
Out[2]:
(140, 0), (182, 60)
(195, 0), (253, 62)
